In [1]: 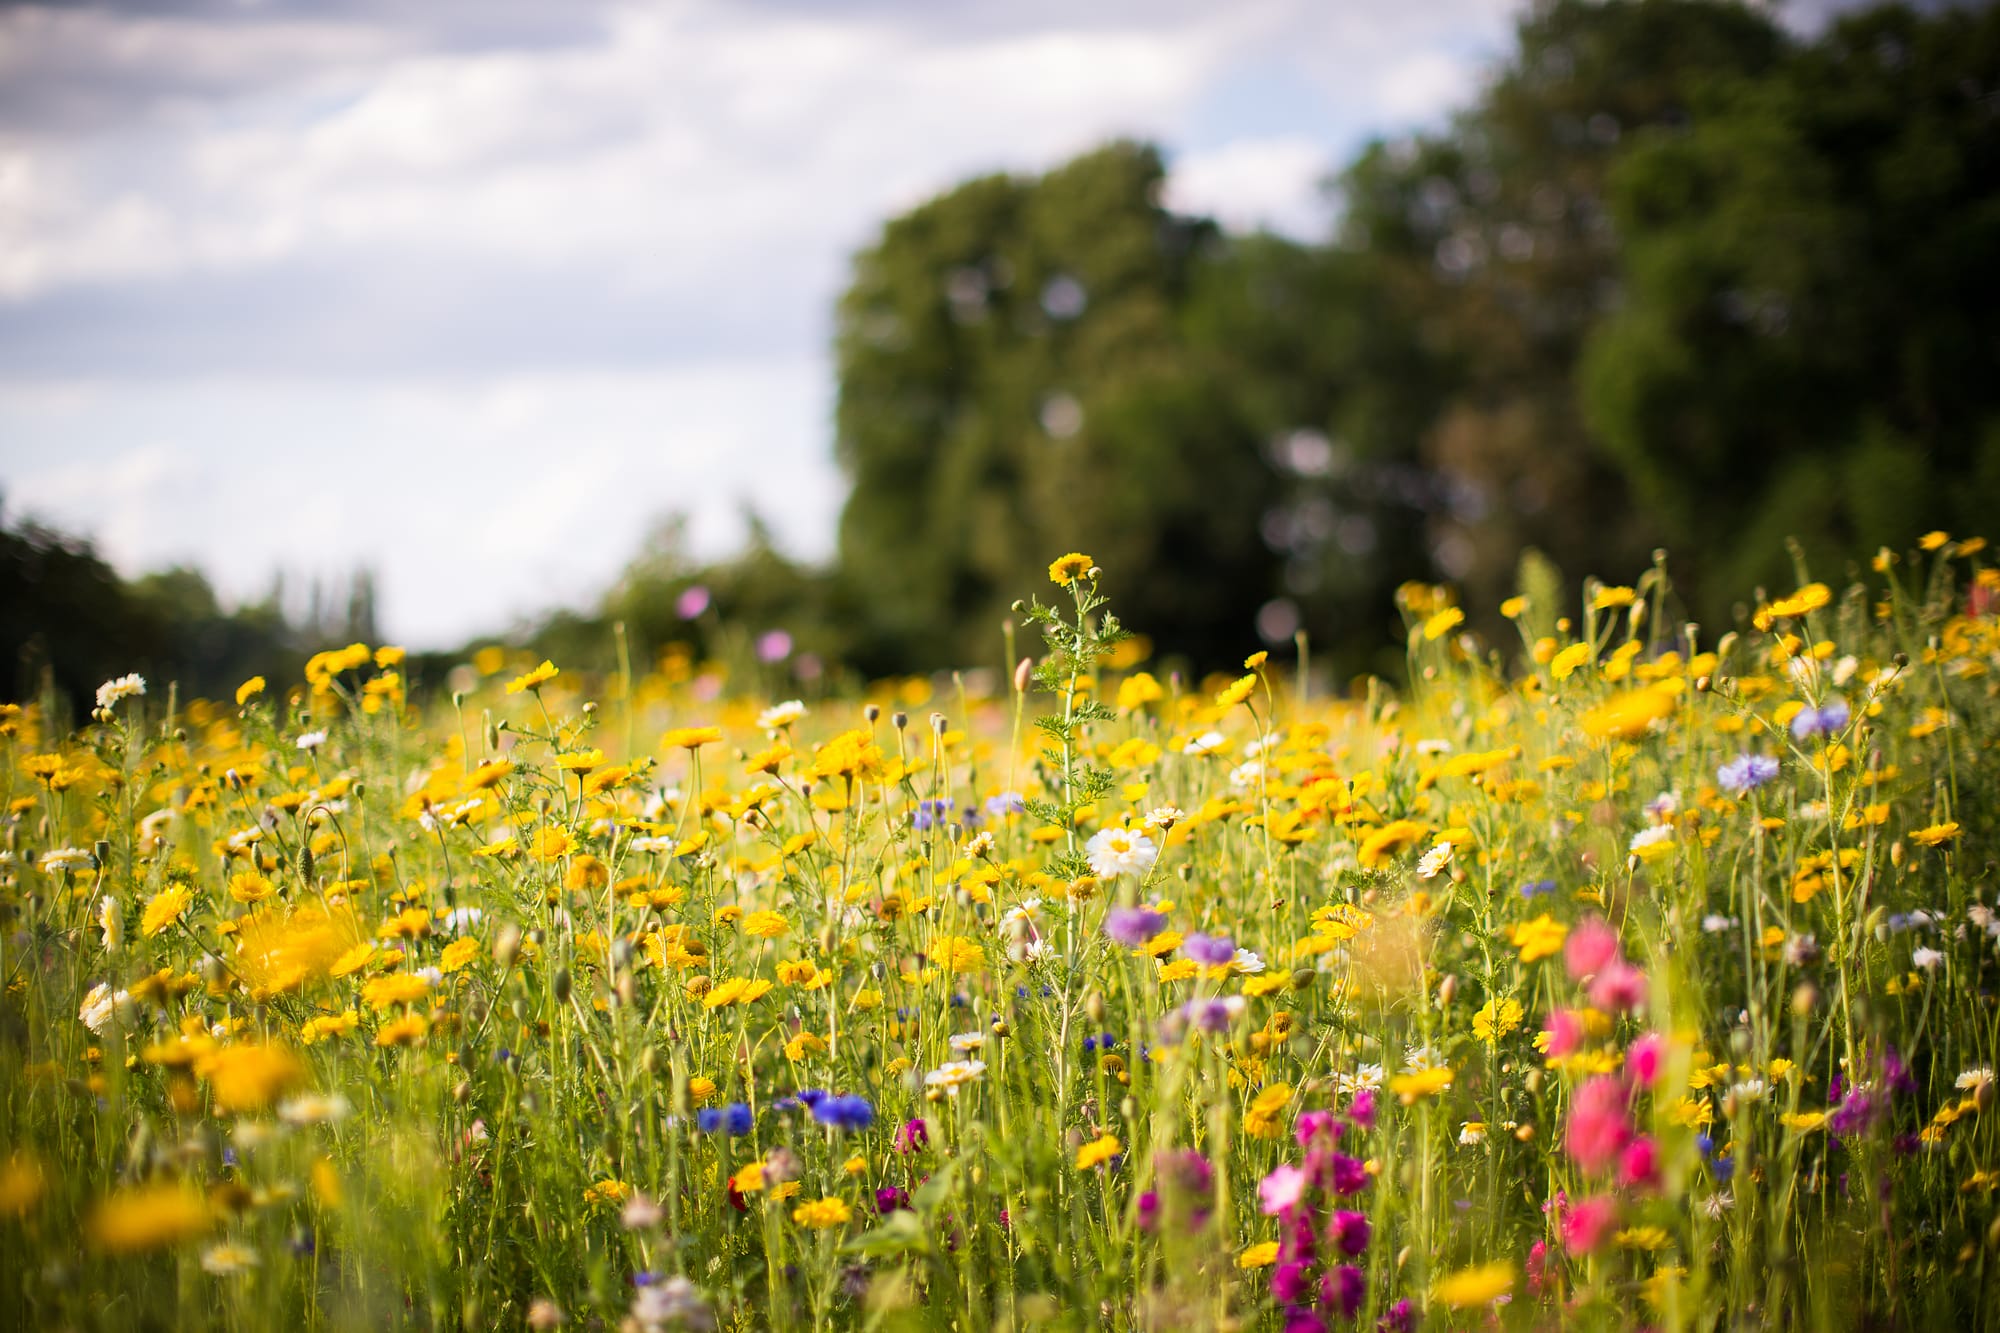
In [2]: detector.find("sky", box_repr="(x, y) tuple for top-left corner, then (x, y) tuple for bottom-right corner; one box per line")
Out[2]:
(0, 0), (1850, 647)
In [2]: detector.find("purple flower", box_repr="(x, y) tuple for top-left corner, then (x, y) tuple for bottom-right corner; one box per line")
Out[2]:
(756, 630), (793, 663)
(1104, 906), (1168, 946)
(1325, 1265), (1366, 1318)
(675, 585), (711, 620)
(1296, 1110), (1342, 1146)
(1345, 1089), (1378, 1133)
(1329, 1153), (1369, 1197)
(1135, 1189), (1161, 1232)
(1790, 698), (1850, 740)
(1270, 1260), (1314, 1306)
(984, 792), (1025, 818)
(1717, 752), (1781, 796)
(874, 1185), (909, 1213)
(1329, 1209), (1371, 1256)
(912, 798), (954, 832)
(1519, 878), (1557, 899)
(1378, 1298), (1415, 1332)
(1182, 932), (1236, 966)
(896, 1118), (929, 1153)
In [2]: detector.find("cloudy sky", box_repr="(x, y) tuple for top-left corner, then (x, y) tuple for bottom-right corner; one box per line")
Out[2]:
(0, 0), (1834, 646)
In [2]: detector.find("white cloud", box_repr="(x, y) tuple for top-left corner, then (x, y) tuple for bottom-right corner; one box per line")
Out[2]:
(0, 363), (835, 647)
(1166, 136), (1331, 239)
(0, 0), (1549, 646)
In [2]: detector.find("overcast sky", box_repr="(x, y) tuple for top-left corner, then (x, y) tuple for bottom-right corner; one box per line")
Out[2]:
(0, 0), (1847, 647)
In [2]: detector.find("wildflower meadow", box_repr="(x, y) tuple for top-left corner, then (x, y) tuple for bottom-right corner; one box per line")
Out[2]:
(3, 535), (1997, 1331)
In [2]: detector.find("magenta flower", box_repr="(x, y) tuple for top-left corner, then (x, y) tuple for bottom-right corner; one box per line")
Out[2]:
(1328, 1209), (1371, 1256)
(1565, 1076), (1634, 1173)
(1560, 1194), (1620, 1255)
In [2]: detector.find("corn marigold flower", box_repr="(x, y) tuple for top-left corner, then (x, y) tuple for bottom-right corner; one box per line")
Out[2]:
(1431, 1261), (1514, 1308)
(792, 1196), (851, 1228)
(505, 660), (558, 694)
(1048, 552), (1095, 585)
(661, 726), (723, 750)
(87, 1184), (212, 1252)
(141, 886), (193, 938)
(1075, 1134), (1121, 1170)
(1912, 821), (1962, 847)
(1509, 913), (1568, 962)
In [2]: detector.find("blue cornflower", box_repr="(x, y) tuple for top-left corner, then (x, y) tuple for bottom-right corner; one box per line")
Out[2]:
(1790, 698), (1851, 740)
(985, 791), (1026, 818)
(699, 1102), (754, 1135)
(811, 1094), (875, 1131)
(912, 797), (955, 832)
(1717, 753), (1781, 796)
(1519, 879), (1556, 900)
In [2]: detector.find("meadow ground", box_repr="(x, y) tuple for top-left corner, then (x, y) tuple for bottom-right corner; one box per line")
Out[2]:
(2, 538), (1998, 1331)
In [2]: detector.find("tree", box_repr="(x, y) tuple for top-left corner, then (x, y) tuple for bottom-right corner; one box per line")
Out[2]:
(1579, 2), (2000, 600)
(832, 141), (1286, 673)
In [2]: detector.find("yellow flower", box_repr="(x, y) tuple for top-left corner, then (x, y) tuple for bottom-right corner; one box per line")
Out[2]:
(1550, 642), (1594, 680)
(1912, 821), (1962, 847)
(1389, 1067), (1453, 1104)
(1237, 1241), (1281, 1269)
(730, 1161), (766, 1193)
(1509, 914), (1568, 962)
(195, 1043), (304, 1113)
(792, 1197), (852, 1229)
(742, 910), (789, 939)
(1472, 997), (1524, 1043)
(1432, 1261), (1514, 1308)
(1215, 674), (1257, 709)
(439, 937), (481, 973)
(1048, 552), (1095, 586)
(228, 871), (274, 905)
(1116, 672), (1164, 713)
(1580, 688), (1674, 741)
(361, 973), (431, 1010)
(688, 1076), (718, 1102)
(1423, 606), (1464, 641)
(662, 726), (723, 750)
(1919, 530), (1950, 551)
(1591, 586), (1637, 611)
(1356, 819), (1427, 869)
(375, 1014), (428, 1047)
(87, 1184), (212, 1252)
(583, 1179), (631, 1207)
(1500, 596), (1527, 619)
(505, 660), (558, 694)
(299, 1010), (359, 1045)
(531, 826), (576, 862)
(141, 886), (193, 938)
(234, 676), (266, 705)
(1075, 1134), (1122, 1170)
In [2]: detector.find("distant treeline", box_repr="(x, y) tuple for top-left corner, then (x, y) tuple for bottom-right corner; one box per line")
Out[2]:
(9, 0), (1999, 704)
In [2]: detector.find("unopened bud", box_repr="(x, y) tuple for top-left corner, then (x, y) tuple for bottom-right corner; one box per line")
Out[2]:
(1014, 657), (1034, 694)
(494, 925), (522, 967)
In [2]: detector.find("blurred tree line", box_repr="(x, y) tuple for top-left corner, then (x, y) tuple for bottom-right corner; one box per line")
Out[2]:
(831, 0), (2000, 678)
(1, 500), (378, 717)
(10, 0), (1998, 705)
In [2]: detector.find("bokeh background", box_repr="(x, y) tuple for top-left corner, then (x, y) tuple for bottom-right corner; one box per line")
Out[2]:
(4, 0), (1997, 706)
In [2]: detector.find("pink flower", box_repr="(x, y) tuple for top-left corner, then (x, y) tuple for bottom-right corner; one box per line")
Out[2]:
(1626, 1031), (1665, 1087)
(1544, 1008), (1586, 1058)
(1618, 1135), (1662, 1192)
(1295, 1110), (1341, 1146)
(1565, 916), (1622, 980)
(1259, 1164), (1309, 1215)
(1565, 1076), (1634, 1173)
(1561, 1194), (1620, 1255)
(1588, 960), (1648, 1013)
